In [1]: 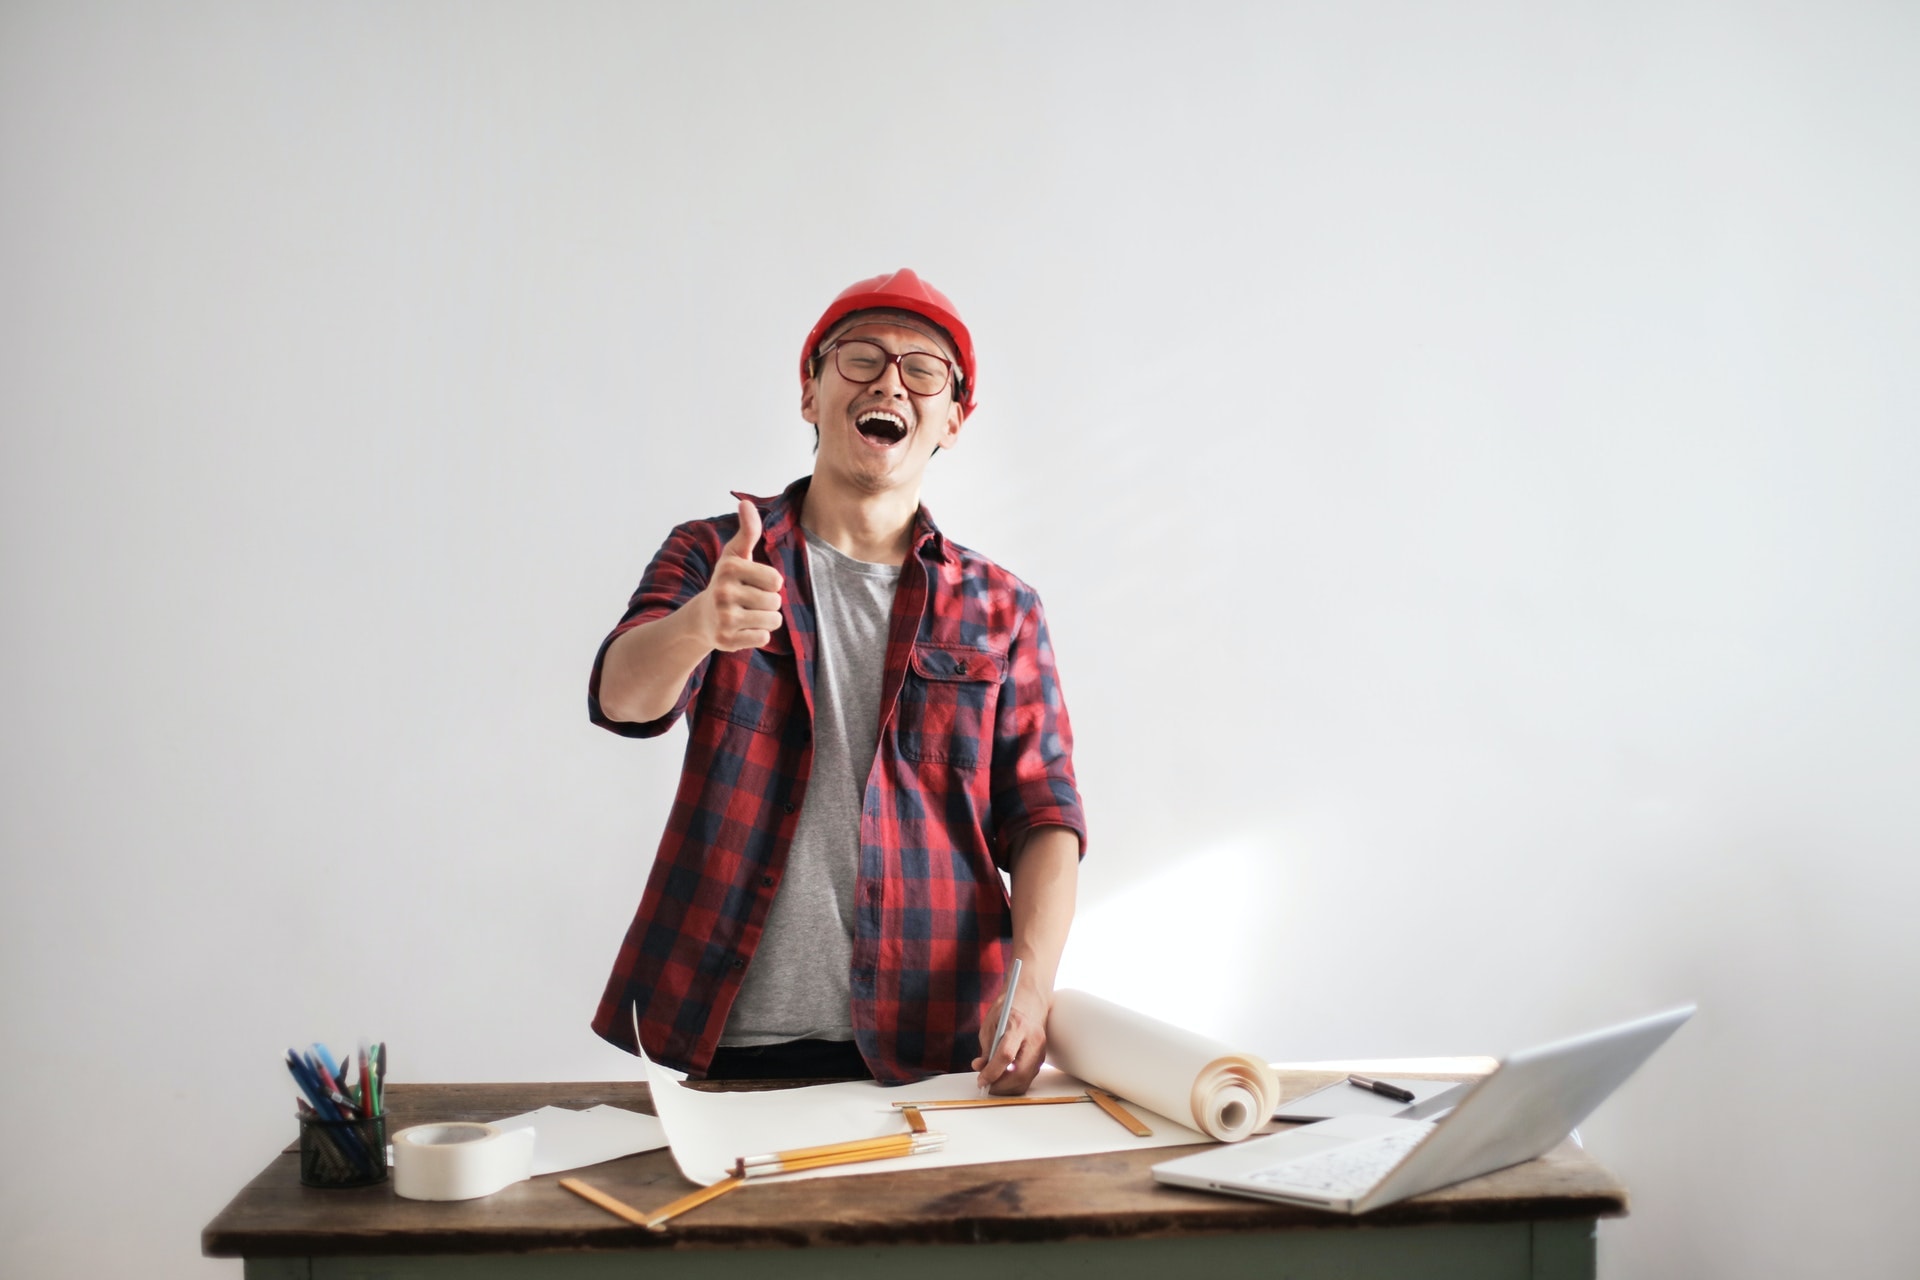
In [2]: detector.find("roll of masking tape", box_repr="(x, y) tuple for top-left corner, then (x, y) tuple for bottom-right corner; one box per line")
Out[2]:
(392, 1121), (537, 1201)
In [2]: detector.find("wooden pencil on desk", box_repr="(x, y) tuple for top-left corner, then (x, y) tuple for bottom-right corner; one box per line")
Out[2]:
(737, 1132), (946, 1178)
(565, 1131), (950, 1233)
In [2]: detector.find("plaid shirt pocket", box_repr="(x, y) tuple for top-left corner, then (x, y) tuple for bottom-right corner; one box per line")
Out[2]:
(897, 644), (1008, 768)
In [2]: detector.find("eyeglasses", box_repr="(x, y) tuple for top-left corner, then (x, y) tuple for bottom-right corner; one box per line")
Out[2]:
(817, 339), (961, 398)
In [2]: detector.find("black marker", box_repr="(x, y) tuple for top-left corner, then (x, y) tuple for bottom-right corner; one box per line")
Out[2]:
(1347, 1074), (1416, 1103)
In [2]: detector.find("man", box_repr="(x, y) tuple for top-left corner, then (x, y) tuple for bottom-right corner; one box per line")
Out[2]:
(588, 269), (1084, 1092)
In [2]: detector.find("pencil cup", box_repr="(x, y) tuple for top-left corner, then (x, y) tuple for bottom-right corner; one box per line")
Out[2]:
(298, 1114), (389, 1189)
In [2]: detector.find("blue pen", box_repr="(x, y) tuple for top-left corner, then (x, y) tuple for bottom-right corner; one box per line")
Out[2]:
(286, 1051), (335, 1118)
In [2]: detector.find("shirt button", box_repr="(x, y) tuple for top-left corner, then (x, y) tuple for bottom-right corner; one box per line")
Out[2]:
(761, 875), (775, 888)
(953, 658), (968, 674)
(782, 802), (796, 814)
(729, 957), (745, 971)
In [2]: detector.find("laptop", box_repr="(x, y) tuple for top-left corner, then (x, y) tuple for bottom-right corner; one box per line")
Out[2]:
(1152, 1005), (1693, 1214)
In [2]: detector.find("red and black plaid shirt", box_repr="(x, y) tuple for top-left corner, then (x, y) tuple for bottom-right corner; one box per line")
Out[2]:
(588, 477), (1086, 1084)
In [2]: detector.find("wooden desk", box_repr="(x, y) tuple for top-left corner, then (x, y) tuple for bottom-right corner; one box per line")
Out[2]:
(203, 1076), (1628, 1279)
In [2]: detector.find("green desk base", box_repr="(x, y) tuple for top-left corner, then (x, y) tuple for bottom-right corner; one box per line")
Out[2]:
(245, 1218), (1596, 1280)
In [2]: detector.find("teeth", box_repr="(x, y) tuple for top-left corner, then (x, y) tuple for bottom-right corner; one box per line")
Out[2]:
(858, 411), (906, 429)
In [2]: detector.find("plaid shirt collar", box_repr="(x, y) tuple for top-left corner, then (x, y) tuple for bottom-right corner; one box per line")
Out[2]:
(731, 475), (953, 568)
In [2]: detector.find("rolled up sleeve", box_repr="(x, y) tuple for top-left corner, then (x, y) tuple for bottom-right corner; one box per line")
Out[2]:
(588, 520), (719, 739)
(988, 595), (1087, 868)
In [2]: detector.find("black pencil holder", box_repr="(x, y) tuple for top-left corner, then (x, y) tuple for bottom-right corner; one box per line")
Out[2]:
(298, 1114), (389, 1188)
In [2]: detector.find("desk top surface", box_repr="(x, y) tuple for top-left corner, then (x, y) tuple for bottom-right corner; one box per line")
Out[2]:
(202, 1073), (1629, 1259)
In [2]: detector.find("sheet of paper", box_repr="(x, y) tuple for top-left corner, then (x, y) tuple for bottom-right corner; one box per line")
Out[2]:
(643, 1060), (1207, 1187)
(1272, 1077), (1470, 1122)
(487, 1103), (668, 1176)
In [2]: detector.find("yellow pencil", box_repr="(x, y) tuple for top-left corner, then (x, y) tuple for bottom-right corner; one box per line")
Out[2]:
(729, 1143), (917, 1174)
(568, 1132), (949, 1233)
(561, 1174), (750, 1233)
(738, 1132), (946, 1178)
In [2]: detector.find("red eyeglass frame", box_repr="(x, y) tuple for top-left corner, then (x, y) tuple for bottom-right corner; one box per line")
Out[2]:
(816, 339), (962, 397)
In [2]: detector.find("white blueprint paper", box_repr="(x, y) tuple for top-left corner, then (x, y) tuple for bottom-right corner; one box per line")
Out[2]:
(488, 1103), (669, 1176)
(643, 1060), (1205, 1187)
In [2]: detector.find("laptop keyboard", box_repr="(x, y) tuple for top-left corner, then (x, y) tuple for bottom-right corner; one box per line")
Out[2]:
(1248, 1127), (1428, 1197)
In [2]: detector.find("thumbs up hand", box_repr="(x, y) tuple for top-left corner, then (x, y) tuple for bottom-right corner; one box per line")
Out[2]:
(697, 498), (785, 652)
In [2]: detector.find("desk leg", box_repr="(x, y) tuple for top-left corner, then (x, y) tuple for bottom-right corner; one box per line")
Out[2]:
(1531, 1219), (1598, 1280)
(244, 1263), (310, 1280)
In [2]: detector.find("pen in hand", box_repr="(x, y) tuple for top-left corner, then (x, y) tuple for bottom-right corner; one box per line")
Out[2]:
(979, 958), (1023, 1093)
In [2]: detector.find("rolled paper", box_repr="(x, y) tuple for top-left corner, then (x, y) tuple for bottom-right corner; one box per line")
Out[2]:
(1045, 989), (1279, 1142)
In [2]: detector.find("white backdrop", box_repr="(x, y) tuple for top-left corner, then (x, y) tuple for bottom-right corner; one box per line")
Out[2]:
(3, 3), (1916, 1276)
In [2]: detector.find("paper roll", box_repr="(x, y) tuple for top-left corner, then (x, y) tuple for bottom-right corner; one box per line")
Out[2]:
(1045, 989), (1279, 1142)
(392, 1121), (537, 1201)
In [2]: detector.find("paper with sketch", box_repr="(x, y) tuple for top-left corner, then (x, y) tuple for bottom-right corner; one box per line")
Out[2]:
(1045, 989), (1280, 1141)
(487, 1103), (668, 1176)
(643, 989), (1284, 1185)
(644, 1060), (1207, 1187)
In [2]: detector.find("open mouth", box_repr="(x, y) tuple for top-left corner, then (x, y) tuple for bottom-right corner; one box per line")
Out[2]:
(856, 411), (909, 445)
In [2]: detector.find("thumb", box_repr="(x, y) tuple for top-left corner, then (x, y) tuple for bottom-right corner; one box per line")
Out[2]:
(724, 498), (762, 560)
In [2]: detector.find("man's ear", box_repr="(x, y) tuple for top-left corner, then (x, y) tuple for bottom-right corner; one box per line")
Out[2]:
(938, 399), (964, 449)
(800, 375), (818, 425)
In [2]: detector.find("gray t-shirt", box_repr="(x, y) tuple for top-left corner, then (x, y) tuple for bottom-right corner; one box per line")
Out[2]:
(720, 528), (899, 1045)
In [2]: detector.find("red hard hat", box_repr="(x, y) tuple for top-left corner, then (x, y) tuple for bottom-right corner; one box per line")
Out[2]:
(800, 268), (976, 415)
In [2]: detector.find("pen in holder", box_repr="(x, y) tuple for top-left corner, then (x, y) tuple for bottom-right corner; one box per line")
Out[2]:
(286, 1040), (389, 1188)
(298, 1112), (389, 1188)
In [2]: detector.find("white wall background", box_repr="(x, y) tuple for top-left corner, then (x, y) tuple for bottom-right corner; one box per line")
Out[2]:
(4, 2), (1916, 1276)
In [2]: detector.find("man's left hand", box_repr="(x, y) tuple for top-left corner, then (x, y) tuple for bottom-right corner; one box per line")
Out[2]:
(971, 976), (1051, 1094)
